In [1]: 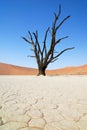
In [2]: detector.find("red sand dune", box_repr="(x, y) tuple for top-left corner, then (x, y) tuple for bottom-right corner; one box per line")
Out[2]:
(47, 65), (87, 75)
(0, 62), (87, 75)
(0, 63), (37, 75)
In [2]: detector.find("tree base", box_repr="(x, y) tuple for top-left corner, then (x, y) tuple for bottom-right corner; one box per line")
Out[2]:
(37, 69), (46, 76)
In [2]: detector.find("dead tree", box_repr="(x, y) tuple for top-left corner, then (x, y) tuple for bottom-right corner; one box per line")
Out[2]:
(22, 5), (74, 76)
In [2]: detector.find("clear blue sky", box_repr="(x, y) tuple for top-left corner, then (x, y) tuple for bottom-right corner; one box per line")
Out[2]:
(0, 0), (87, 69)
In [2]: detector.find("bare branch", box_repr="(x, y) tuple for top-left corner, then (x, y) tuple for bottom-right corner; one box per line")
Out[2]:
(53, 4), (61, 26)
(28, 31), (33, 41)
(56, 15), (70, 31)
(27, 55), (36, 58)
(57, 4), (61, 19)
(51, 58), (58, 63)
(43, 27), (50, 45)
(42, 27), (50, 55)
(55, 36), (69, 45)
(22, 37), (32, 45)
(33, 31), (42, 54)
(46, 47), (74, 66)
(53, 47), (75, 59)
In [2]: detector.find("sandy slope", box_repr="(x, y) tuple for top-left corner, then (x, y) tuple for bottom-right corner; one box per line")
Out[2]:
(47, 64), (87, 75)
(0, 76), (87, 130)
(0, 63), (37, 75)
(0, 62), (87, 75)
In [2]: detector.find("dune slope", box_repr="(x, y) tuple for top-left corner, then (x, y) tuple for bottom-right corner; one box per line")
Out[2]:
(0, 62), (87, 75)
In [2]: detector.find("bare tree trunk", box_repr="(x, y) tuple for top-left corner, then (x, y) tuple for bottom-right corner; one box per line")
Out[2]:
(37, 67), (46, 76)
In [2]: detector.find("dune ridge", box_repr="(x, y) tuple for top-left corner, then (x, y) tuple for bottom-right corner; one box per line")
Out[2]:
(0, 62), (87, 75)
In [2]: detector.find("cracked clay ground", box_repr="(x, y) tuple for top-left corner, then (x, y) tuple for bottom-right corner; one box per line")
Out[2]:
(0, 76), (87, 130)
